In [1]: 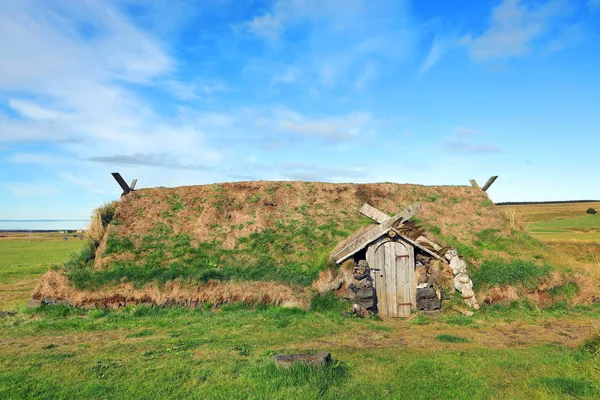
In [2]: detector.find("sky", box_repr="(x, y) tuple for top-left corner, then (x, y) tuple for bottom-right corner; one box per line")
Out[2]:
(1, 0), (599, 227)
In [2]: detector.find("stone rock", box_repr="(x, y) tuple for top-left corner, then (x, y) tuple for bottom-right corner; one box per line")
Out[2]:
(358, 279), (372, 289)
(357, 297), (374, 309)
(417, 286), (437, 300)
(42, 297), (55, 305)
(356, 287), (374, 299)
(55, 299), (71, 306)
(28, 298), (42, 308)
(417, 298), (441, 310)
(273, 352), (331, 369)
(353, 260), (370, 280)
(352, 304), (371, 319)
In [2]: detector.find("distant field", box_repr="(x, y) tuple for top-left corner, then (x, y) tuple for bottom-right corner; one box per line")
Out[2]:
(0, 235), (84, 309)
(498, 202), (600, 242)
(498, 201), (600, 223)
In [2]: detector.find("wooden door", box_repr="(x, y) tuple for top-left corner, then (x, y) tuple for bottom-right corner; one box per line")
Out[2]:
(366, 240), (415, 318)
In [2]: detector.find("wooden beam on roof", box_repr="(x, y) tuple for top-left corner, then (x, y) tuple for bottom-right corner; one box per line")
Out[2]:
(359, 203), (391, 224)
(112, 172), (131, 196)
(469, 179), (480, 190)
(481, 176), (498, 192)
(397, 231), (445, 262)
(332, 202), (421, 264)
(130, 179), (138, 191)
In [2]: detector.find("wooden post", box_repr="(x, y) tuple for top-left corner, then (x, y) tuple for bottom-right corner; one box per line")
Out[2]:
(469, 179), (480, 190)
(111, 173), (137, 196)
(481, 176), (498, 192)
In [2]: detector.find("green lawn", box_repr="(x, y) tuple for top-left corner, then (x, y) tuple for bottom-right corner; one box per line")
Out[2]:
(528, 215), (600, 242)
(1, 305), (599, 399)
(0, 239), (84, 308)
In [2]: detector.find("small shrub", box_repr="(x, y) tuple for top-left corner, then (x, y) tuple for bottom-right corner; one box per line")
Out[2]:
(434, 334), (470, 343)
(587, 208), (597, 215)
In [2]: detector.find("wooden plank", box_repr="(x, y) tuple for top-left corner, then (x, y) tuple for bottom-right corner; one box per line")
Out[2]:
(398, 233), (446, 262)
(415, 235), (442, 251)
(333, 202), (421, 264)
(469, 179), (480, 190)
(359, 203), (390, 224)
(111, 172), (130, 195)
(378, 242), (389, 318)
(129, 179), (138, 191)
(394, 241), (412, 318)
(386, 243), (395, 317)
(481, 175), (498, 192)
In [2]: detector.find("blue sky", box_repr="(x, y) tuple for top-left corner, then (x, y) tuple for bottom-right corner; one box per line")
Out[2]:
(1, 0), (599, 225)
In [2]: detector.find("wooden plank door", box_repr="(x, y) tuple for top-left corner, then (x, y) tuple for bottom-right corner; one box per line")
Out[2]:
(367, 240), (415, 318)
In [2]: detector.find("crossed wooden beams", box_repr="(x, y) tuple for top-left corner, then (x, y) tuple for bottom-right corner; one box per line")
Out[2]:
(332, 202), (446, 265)
(111, 172), (137, 196)
(469, 176), (498, 192)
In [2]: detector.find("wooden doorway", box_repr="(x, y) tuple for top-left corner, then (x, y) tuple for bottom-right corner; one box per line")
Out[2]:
(367, 240), (415, 318)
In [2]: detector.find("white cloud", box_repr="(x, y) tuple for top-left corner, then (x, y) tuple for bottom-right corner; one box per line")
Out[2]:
(544, 24), (585, 54)
(0, 1), (222, 173)
(418, 37), (447, 76)
(460, 0), (569, 62)
(275, 110), (372, 142)
(241, 0), (416, 90)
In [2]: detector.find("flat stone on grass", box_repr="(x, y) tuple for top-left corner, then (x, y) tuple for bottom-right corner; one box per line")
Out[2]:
(273, 352), (331, 369)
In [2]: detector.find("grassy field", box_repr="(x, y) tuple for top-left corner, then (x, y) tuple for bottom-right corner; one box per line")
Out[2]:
(0, 235), (84, 309)
(498, 202), (600, 242)
(1, 303), (599, 399)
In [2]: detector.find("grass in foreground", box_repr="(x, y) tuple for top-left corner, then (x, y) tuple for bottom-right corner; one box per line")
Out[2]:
(0, 304), (599, 399)
(0, 237), (84, 309)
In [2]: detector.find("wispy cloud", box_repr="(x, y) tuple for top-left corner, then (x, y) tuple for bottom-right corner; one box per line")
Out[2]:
(88, 153), (209, 170)
(544, 23), (585, 54)
(460, 0), (570, 62)
(275, 110), (373, 142)
(418, 37), (447, 76)
(444, 138), (501, 154)
(241, 0), (417, 90)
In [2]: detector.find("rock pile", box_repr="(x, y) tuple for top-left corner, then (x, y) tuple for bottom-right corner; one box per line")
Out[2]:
(445, 249), (480, 309)
(416, 283), (442, 310)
